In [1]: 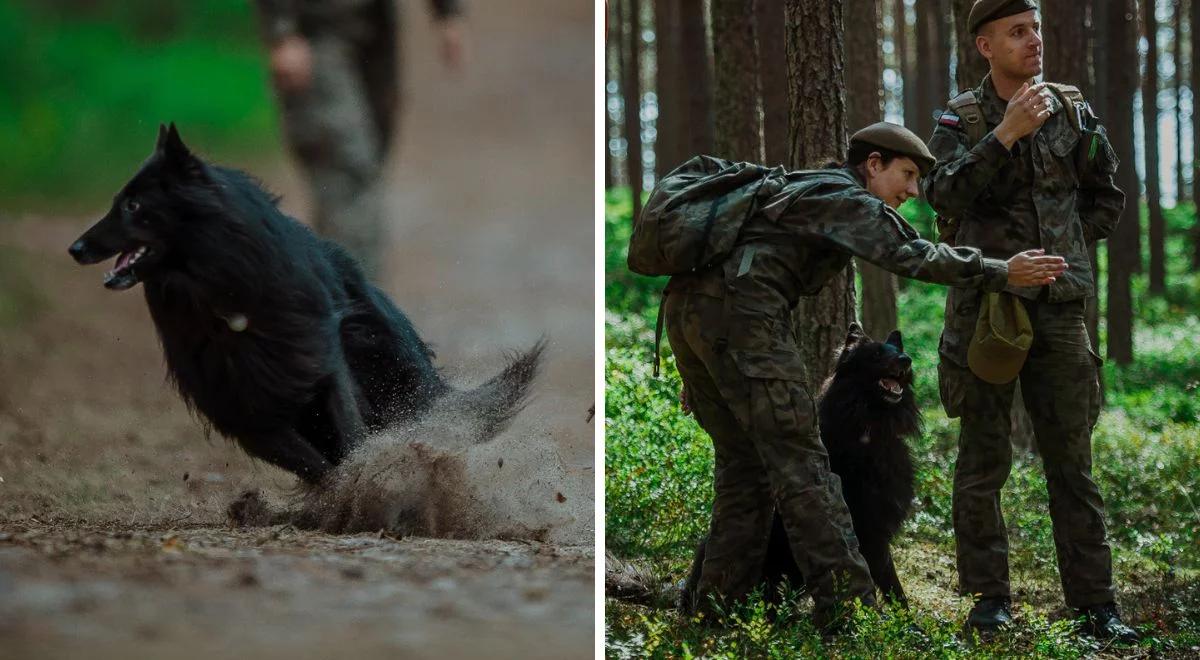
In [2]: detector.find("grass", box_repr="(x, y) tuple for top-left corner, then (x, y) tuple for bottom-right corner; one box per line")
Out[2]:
(0, 0), (280, 212)
(605, 188), (1200, 657)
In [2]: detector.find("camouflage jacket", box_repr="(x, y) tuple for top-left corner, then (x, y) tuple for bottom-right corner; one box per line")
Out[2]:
(923, 74), (1124, 302)
(254, 0), (461, 42)
(667, 167), (1009, 351)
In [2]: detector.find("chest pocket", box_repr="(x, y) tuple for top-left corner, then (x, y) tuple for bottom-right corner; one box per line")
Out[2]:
(1049, 124), (1080, 159)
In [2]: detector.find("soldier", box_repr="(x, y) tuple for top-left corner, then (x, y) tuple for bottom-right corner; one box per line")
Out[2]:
(923, 0), (1137, 642)
(663, 122), (1067, 631)
(254, 0), (466, 276)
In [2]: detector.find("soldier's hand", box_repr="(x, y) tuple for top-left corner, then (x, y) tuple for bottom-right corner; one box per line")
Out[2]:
(1006, 249), (1068, 287)
(270, 35), (313, 93)
(437, 18), (468, 72)
(995, 82), (1053, 149)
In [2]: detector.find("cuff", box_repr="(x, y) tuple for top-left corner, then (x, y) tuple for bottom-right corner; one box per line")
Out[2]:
(981, 257), (1009, 292)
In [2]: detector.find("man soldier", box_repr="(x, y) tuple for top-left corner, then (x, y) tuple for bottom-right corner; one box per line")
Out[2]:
(664, 122), (1067, 631)
(254, 0), (466, 276)
(923, 0), (1137, 642)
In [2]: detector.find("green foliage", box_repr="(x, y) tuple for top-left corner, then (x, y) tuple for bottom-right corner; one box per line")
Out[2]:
(605, 187), (1200, 655)
(0, 0), (278, 210)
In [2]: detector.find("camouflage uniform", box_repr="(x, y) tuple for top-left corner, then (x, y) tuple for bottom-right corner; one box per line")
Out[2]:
(253, 0), (462, 275)
(923, 74), (1125, 608)
(666, 166), (1011, 618)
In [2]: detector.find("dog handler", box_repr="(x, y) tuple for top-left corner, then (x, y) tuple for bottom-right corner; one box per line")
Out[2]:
(253, 0), (466, 276)
(923, 0), (1135, 641)
(661, 122), (1068, 630)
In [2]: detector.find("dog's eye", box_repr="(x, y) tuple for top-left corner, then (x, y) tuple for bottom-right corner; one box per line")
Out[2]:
(123, 199), (140, 214)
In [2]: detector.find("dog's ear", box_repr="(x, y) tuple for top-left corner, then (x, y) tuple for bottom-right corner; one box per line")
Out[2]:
(845, 322), (867, 347)
(156, 122), (205, 180)
(885, 330), (904, 351)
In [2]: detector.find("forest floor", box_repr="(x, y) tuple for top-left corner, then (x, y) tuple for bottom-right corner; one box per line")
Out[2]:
(0, 2), (595, 658)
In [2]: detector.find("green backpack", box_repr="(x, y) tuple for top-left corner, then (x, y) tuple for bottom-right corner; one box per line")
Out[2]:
(627, 155), (776, 276)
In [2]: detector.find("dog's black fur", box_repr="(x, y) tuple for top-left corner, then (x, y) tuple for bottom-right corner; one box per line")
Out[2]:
(69, 124), (544, 484)
(682, 323), (920, 608)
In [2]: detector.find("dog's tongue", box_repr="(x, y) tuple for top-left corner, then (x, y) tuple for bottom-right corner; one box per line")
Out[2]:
(115, 251), (135, 271)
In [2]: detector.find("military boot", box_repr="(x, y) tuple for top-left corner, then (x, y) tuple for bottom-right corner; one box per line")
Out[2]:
(964, 596), (1013, 637)
(1077, 602), (1139, 644)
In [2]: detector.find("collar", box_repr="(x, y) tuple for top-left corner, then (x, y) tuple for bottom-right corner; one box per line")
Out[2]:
(979, 73), (1008, 126)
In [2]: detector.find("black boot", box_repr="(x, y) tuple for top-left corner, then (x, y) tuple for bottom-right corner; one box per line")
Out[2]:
(1077, 602), (1139, 644)
(965, 596), (1013, 637)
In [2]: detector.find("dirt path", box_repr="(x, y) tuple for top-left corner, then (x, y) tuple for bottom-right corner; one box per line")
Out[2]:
(0, 2), (594, 657)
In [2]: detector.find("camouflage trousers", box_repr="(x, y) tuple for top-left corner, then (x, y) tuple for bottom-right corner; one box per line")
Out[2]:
(278, 35), (394, 277)
(664, 290), (876, 618)
(939, 291), (1114, 608)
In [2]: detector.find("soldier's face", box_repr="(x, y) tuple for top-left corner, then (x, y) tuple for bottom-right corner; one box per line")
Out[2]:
(977, 11), (1043, 79)
(864, 155), (921, 209)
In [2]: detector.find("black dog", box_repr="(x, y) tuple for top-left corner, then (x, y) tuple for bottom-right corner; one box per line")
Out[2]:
(69, 124), (543, 484)
(682, 323), (920, 609)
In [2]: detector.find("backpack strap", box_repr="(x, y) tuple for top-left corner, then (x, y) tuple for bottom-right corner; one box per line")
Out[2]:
(1044, 82), (1103, 173)
(1044, 83), (1085, 133)
(946, 90), (987, 147)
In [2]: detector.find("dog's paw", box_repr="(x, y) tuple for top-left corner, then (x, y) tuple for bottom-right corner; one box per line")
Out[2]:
(227, 489), (274, 527)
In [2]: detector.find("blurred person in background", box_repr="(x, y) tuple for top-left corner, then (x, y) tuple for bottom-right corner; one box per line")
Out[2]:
(254, 0), (467, 276)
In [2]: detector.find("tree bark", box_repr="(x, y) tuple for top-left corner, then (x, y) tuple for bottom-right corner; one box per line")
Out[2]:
(915, 0), (952, 140)
(712, 0), (765, 161)
(1193, 0), (1200, 266)
(1144, 0), (1167, 295)
(757, 0), (790, 166)
(680, 0), (715, 158)
(618, 0), (644, 219)
(785, 0), (856, 386)
(654, 0), (685, 175)
(845, 0), (897, 340)
(896, 0), (918, 131)
(951, 0), (989, 92)
(1176, 0), (1186, 202)
(1106, 0), (1140, 364)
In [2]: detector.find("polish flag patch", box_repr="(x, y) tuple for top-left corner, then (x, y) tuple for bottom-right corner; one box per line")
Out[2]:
(938, 112), (962, 128)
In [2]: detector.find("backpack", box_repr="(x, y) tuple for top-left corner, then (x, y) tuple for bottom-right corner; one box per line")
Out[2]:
(627, 155), (776, 276)
(935, 83), (1098, 245)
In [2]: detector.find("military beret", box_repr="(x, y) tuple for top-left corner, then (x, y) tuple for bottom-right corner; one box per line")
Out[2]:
(967, 292), (1033, 385)
(968, 0), (1038, 35)
(849, 122), (937, 176)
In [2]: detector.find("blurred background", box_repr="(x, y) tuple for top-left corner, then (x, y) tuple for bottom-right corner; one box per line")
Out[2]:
(604, 1), (1200, 656)
(0, 1), (594, 657)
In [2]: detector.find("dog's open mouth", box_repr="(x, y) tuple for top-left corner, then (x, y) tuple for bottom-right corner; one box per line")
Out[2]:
(104, 246), (150, 290)
(878, 377), (904, 403)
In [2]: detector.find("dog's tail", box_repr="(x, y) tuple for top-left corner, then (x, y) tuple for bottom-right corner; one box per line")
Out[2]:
(449, 336), (548, 441)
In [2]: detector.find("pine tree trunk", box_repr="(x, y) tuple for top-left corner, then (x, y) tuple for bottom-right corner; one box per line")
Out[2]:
(655, 0), (685, 174)
(914, 0), (952, 141)
(712, 0), (764, 162)
(1145, 0), (1167, 295)
(1106, 0), (1139, 364)
(1193, 0), (1200, 266)
(785, 0), (856, 386)
(618, 0), (644, 219)
(757, 0), (790, 166)
(1176, 0), (1186, 202)
(845, 0), (896, 340)
(896, 0), (917, 131)
(951, 0), (988, 92)
(680, 0), (715, 157)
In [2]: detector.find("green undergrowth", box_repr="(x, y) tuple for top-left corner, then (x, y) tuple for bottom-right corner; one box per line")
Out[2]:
(605, 188), (1200, 656)
(0, 0), (280, 212)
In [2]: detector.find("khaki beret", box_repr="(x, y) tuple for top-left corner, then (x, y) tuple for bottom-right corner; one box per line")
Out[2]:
(967, 292), (1033, 384)
(849, 122), (937, 176)
(968, 0), (1038, 35)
